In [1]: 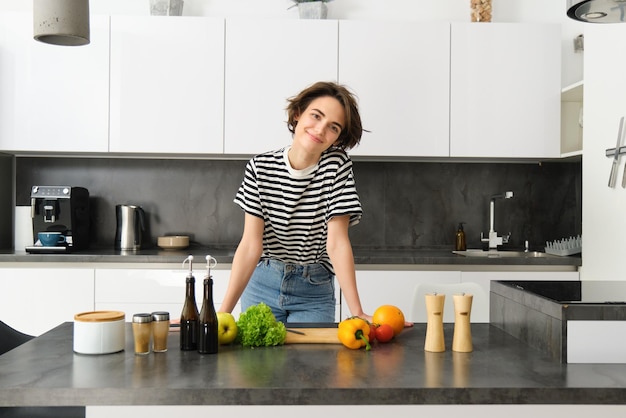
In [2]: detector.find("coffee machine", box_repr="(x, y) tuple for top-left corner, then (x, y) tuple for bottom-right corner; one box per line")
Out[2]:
(26, 186), (90, 253)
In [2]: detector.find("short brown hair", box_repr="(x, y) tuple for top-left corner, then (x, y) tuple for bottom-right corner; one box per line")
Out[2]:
(286, 81), (363, 151)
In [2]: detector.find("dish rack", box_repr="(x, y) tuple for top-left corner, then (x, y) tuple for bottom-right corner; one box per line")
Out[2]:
(544, 235), (582, 256)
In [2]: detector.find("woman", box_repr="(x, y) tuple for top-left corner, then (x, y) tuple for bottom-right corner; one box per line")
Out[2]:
(219, 81), (370, 323)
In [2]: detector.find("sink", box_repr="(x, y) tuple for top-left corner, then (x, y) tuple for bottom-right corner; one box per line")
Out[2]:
(453, 250), (556, 258)
(491, 280), (626, 364)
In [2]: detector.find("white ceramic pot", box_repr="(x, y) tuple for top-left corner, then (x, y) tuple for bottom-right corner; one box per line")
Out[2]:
(73, 311), (126, 355)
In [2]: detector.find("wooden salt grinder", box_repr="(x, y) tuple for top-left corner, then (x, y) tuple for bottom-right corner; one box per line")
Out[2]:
(452, 293), (473, 353)
(424, 293), (445, 352)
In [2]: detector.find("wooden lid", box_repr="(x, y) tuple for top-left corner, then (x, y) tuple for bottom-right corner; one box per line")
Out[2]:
(74, 311), (125, 322)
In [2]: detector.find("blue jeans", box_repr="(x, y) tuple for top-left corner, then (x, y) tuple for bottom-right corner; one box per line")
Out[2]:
(241, 259), (336, 323)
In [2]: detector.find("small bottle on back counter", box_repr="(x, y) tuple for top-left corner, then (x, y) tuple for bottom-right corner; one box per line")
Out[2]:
(180, 255), (199, 351)
(455, 222), (466, 251)
(198, 255), (219, 355)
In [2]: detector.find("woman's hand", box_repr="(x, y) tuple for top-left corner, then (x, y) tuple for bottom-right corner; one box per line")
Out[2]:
(351, 312), (373, 323)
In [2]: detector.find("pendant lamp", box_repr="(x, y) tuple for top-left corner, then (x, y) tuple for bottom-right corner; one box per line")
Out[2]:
(567, 0), (626, 23)
(33, 0), (90, 46)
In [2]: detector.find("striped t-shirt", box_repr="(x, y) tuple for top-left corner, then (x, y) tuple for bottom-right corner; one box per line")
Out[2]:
(234, 146), (362, 273)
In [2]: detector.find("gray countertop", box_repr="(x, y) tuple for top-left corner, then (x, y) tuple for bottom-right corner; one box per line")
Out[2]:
(0, 322), (623, 407)
(0, 247), (582, 268)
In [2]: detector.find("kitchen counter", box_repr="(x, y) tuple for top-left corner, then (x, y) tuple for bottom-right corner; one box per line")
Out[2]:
(0, 322), (624, 407)
(0, 247), (581, 269)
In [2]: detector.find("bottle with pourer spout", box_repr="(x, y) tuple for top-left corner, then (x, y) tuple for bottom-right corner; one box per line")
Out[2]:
(198, 255), (219, 354)
(180, 255), (199, 351)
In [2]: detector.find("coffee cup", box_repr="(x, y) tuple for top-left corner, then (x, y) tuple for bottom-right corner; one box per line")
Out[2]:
(38, 232), (66, 247)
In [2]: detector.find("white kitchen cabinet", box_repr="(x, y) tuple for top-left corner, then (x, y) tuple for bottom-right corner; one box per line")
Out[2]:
(450, 23), (561, 159)
(96, 268), (341, 322)
(109, 16), (224, 154)
(0, 268), (95, 336)
(95, 268), (239, 318)
(351, 269), (579, 324)
(224, 19), (338, 155)
(86, 404), (626, 418)
(350, 270), (462, 322)
(0, 13), (109, 153)
(339, 21), (450, 157)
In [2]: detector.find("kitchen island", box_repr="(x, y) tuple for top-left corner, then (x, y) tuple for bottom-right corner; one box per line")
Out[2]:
(1, 321), (625, 417)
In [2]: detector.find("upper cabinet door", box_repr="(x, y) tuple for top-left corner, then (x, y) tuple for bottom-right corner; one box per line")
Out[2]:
(110, 16), (225, 154)
(450, 23), (561, 159)
(339, 21), (451, 158)
(224, 19), (338, 155)
(0, 13), (110, 153)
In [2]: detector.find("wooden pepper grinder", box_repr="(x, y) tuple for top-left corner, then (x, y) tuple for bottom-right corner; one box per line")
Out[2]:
(424, 293), (445, 352)
(452, 293), (473, 353)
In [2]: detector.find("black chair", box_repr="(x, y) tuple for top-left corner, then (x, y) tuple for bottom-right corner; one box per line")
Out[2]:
(0, 321), (34, 355)
(0, 322), (86, 418)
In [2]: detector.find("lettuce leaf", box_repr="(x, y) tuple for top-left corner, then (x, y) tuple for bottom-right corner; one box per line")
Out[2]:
(236, 302), (287, 347)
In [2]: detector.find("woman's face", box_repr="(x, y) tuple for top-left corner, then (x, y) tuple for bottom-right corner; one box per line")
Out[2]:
(293, 96), (345, 155)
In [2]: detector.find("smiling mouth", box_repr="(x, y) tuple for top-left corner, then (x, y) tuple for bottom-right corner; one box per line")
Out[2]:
(307, 131), (323, 143)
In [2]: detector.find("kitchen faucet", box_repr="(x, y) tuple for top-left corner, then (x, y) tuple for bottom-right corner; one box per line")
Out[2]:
(481, 191), (513, 249)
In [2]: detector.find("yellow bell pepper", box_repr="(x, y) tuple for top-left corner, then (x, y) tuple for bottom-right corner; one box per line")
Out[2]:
(337, 317), (371, 350)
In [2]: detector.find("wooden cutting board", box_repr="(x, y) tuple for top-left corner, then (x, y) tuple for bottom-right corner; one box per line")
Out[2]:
(284, 328), (340, 344)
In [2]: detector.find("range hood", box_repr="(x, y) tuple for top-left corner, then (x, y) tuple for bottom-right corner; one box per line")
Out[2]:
(568, 0), (626, 23)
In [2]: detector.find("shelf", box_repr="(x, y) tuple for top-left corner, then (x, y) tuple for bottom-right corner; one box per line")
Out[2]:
(561, 80), (583, 102)
(561, 150), (582, 159)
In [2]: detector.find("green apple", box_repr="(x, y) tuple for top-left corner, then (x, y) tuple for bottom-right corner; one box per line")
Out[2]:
(217, 312), (238, 345)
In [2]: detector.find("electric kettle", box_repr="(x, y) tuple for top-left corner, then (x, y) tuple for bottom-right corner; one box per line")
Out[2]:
(115, 204), (146, 251)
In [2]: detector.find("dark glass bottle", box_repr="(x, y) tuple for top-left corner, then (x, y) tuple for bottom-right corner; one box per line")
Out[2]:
(455, 222), (466, 251)
(180, 270), (199, 351)
(198, 276), (218, 354)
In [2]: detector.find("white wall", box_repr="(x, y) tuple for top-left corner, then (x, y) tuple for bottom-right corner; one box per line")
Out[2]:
(1, 0), (584, 87)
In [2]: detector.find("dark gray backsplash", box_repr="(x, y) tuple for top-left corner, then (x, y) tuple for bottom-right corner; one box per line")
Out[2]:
(351, 161), (581, 251)
(0, 153), (14, 249)
(16, 157), (581, 251)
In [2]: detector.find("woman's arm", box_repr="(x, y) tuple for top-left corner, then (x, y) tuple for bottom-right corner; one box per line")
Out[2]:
(327, 215), (413, 328)
(326, 215), (372, 322)
(218, 213), (265, 313)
